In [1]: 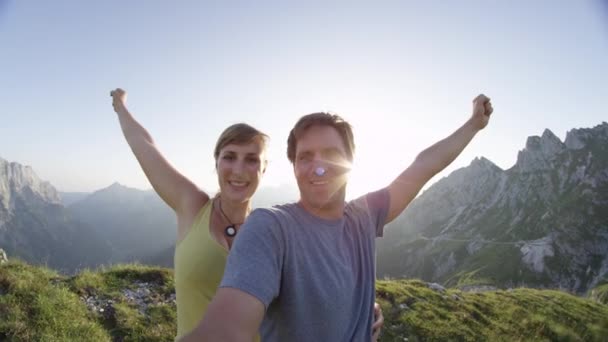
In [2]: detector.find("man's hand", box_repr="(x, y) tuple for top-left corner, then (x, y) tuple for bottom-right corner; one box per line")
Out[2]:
(470, 94), (493, 130)
(110, 88), (127, 113)
(372, 302), (384, 341)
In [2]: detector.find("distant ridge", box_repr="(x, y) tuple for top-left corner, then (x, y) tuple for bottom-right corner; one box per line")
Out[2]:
(378, 122), (608, 293)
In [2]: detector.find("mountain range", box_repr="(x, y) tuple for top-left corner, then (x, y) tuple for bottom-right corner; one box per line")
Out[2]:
(0, 159), (110, 271)
(1, 122), (606, 293)
(0, 157), (298, 272)
(378, 122), (608, 293)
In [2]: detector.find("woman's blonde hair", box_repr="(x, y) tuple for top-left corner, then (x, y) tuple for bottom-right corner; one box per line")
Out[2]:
(213, 123), (269, 161)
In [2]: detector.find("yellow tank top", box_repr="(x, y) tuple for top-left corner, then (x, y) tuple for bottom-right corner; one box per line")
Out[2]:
(173, 200), (260, 341)
(174, 201), (227, 339)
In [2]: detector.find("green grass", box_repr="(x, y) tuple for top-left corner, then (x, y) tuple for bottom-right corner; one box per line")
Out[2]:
(0, 260), (111, 341)
(446, 268), (495, 288)
(67, 263), (174, 298)
(589, 283), (608, 305)
(66, 263), (176, 341)
(1, 260), (175, 341)
(376, 279), (608, 342)
(2, 260), (607, 341)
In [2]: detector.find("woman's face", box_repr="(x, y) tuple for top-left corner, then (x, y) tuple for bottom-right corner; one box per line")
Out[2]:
(216, 138), (266, 203)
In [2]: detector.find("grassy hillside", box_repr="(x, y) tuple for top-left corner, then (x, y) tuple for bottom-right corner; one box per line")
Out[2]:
(0, 261), (175, 341)
(376, 279), (608, 341)
(589, 283), (608, 305)
(1, 261), (607, 341)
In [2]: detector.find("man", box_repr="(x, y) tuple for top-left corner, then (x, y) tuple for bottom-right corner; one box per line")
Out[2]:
(181, 94), (494, 341)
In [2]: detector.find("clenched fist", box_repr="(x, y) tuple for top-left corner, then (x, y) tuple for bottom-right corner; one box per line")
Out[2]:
(110, 88), (127, 113)
(471, 94), (493, 130)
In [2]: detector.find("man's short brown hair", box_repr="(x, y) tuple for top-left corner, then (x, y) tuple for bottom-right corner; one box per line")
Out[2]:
(287, 112), (355, 164)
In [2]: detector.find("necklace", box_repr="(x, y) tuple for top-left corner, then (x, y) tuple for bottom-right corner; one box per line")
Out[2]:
(217, 198), (241, 237)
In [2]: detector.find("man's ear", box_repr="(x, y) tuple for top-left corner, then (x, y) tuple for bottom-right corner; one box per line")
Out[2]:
(263, 160), (268, 174)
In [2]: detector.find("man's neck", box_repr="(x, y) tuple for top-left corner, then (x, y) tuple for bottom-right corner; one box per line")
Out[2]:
(298, 199), (345, 220)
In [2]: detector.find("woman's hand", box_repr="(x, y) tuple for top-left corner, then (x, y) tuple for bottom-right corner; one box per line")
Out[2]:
(372, 302), (384, 341)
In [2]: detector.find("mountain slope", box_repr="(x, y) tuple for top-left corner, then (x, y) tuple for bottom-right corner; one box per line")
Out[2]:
(0, 157), (111, 271)
(378, 122), (608, 293)
(68, 183), (176, 264)
(59, 192), (90, 206)
(375, 279), (608, 341)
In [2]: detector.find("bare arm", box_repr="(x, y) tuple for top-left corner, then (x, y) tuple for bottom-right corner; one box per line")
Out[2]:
(179, 288), (265, 342)
(110, 89), (207, 218)
(372, 302), (384, 342)
(385, 94), (493, 223)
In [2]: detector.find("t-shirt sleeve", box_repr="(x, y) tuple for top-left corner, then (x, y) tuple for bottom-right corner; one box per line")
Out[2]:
(219, 209), (284, 310)
(352, 188), (390, 238)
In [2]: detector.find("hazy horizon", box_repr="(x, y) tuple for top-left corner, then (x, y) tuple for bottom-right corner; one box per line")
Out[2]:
(2, 1), (607, 198)
(4, 116), (606, 199)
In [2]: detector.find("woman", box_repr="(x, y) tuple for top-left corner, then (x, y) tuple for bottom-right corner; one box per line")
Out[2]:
(110, 88), (383, 341)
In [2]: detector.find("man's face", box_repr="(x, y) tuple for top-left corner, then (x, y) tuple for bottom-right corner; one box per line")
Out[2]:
(293, 125), (351, 212)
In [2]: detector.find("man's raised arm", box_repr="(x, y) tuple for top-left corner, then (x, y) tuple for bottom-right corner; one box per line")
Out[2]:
(385, 94), (494, 223)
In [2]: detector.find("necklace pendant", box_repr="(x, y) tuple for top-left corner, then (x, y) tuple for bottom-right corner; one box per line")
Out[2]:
(225, 225), (237, 237)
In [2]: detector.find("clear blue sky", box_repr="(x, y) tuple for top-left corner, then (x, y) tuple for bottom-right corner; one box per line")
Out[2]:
(1, 0), (607, 198)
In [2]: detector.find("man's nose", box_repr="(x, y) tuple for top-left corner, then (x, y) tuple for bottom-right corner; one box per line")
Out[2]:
(311, 159), (329, 176)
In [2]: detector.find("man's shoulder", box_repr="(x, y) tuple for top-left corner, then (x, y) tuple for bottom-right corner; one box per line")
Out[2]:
(251, 202), (298, 217)
(346, 188), (389, 213)
(248, 203), (300, 229)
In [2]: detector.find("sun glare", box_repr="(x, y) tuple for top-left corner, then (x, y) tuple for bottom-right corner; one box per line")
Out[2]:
(342, 119), (411, 200)
(346, 154), (400, 200)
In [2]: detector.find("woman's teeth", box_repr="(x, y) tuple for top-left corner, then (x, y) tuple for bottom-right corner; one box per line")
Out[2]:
(229, 181), (248, 187)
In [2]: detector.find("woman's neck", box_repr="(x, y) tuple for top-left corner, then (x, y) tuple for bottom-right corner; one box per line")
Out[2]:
(216, 195), (250, 224)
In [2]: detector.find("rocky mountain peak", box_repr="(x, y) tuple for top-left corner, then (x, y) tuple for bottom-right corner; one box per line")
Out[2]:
(469, 156), (502, 173)
(515, 129), (566, 172)
(540, 129), (564, 153)
(84, 182), (149, 205)
(524, 129), (564, 154)
(99, 182), (138, 195)
(107, 182), (126, 190)
(422, 156), (504, 201)
(378, 122), (608, 294)
(565, 122), (608, 150)
(0, 157), (60, 212)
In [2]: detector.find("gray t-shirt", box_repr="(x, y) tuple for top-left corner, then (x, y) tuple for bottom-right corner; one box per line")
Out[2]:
(220, 189), (389, 341)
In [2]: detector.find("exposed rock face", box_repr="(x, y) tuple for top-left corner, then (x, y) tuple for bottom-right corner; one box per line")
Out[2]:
(0, 158), (179, 271)
(515, 129), (565, 172)
(0, 248), (7, 264)
(378, 122), (608, 293)
(0, 158), (60, 214)
(0, 157), (111, 272)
